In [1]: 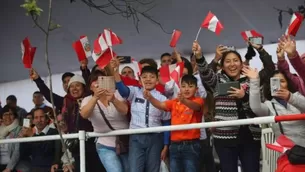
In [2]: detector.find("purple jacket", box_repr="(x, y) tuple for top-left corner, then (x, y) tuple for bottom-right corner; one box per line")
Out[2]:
(277, 57), (305, 96)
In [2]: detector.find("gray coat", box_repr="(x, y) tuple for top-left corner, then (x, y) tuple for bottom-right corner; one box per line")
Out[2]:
(250, 78), (305, 147)
(5, 126), (31, 172)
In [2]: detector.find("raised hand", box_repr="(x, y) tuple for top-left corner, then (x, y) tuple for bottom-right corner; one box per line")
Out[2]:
(227, 87), (245, 99)
(93, 88), (107, 99)
(276, 44), (285, 60)
(214, 45), (227, 62)
(248, 41), (262, 50)
(109, 58), (119, 73)
(279, 35), (297, 58)
(80, 58), (88, 69)
(275, 88), (291, 101)
(29, 68), (39, 80)
(192, 41), (203, 59)
(242, 66), (259, 79)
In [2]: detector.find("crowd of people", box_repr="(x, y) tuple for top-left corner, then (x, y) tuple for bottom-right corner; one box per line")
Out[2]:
(0, 34), (305, 172)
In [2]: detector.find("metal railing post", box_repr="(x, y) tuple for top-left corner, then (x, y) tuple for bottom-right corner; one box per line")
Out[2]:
(79, 130), (86, 172)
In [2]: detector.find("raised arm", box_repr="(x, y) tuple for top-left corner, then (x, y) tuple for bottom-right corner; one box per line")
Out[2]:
(280, 35), (305, 83)
(30, 68), (64, 111)
(243, 66), (270, 116)
(193, 41), (218, 91)
(257, 48), (275, 85)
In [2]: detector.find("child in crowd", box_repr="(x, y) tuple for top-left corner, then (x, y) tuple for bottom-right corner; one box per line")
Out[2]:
(143, 74), (204, 172)
(112, 59), (171, 172)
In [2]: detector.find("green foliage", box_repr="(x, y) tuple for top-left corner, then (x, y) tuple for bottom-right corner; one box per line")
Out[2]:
(49, 20), (61, 31)
(20, 0), (43, 16)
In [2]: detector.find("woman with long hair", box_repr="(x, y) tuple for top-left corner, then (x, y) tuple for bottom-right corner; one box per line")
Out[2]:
(192, 41), (261, 172)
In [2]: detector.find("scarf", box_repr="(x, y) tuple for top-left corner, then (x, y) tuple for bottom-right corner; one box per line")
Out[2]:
(0, 119), (19, 139)
(62, 94), (83, 133)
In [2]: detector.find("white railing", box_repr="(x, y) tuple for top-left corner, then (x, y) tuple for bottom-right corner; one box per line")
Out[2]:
(1, 114), (304, 172)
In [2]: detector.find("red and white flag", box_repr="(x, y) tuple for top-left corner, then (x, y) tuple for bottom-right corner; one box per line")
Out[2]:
(21, 37), (36, 69)
(285, 12), (304, 36)
(160, 62), (184, 98)
(201, 11), (224, 35)
(103, 29), (123, 47)
(170, 29), (182, 47)
(159, 62), (184, 86)
(240, 30), (263, 41)
(72, 36), (91, 61)
(92, 35), (115, 69)
(131, 58), (142, 77)
(266, 134), (295, 153)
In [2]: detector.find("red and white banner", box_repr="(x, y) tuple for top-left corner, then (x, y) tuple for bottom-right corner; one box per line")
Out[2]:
(201, 11), (224, 35)
(21, 37), (36, 69)
(285, 12), (304, 37)
(72, 36), (91, 61)
(92, 35), (115, 69)
(170, 29), (182, 47)
(240, 30), (263, 41)
(266, 134), (295, 153)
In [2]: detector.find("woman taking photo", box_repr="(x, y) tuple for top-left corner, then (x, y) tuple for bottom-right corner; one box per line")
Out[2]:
(244, 66), (305, 171)
(80, 69), (129, 172)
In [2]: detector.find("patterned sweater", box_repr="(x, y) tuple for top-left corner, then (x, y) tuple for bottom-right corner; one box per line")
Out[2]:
(196, 57), (261, 145)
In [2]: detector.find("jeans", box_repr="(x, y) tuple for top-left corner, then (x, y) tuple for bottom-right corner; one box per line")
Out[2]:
(96, 143), (129, 172)
(200, 138), (217, 172)
(169, 140), (201, 172)
(215, 141), (261, 172)
(129, 133), (163, 172)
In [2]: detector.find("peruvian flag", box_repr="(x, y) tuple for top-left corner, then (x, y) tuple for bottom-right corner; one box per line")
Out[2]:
(159, 62), (184, 86)
(92, 35), (116, 69)
(103, 29), (123, 47)
(266, 134), (295, 153)
(285, 12), (304, 37)
(72, 36), (92, 61)
(240, 30), (263, 41)
(170, 29), (182, 47)
(131, 58), (142, 77)
(201, 11), (224, 35)
(21, 37), (36, 69)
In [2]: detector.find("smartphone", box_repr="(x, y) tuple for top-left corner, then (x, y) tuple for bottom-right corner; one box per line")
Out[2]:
(223, 45), (236, 51)
(117, 56), (131, 64)
(249, 37), (263, 45)
(97, 76), (115, 90)
(218, 81), (240, 96)
(270, 77), (280, 96)
(23, 118), (30, 128)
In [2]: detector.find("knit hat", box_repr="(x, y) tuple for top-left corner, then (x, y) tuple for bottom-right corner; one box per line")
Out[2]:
(68, 75), (86, 88)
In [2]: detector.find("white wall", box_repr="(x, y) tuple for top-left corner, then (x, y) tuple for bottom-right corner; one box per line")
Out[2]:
(1, 41), (304, 112)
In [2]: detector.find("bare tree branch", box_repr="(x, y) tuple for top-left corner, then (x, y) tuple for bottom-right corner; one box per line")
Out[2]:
(75, 0), (171, 34)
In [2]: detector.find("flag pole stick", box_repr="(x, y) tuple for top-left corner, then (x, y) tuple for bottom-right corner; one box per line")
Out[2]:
(195, 27), (202, 41)
(110, 46), (114, 59)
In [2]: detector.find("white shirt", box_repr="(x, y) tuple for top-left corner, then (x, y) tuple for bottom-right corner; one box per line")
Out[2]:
(35, 125), (50, 135)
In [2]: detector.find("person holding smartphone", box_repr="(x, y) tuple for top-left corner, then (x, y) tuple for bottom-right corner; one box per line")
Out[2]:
(192, 41), (261, 172)
(244, 66), (305, 170)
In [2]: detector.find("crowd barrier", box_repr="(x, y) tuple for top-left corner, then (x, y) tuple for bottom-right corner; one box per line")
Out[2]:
(0, 114), (304, 172)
